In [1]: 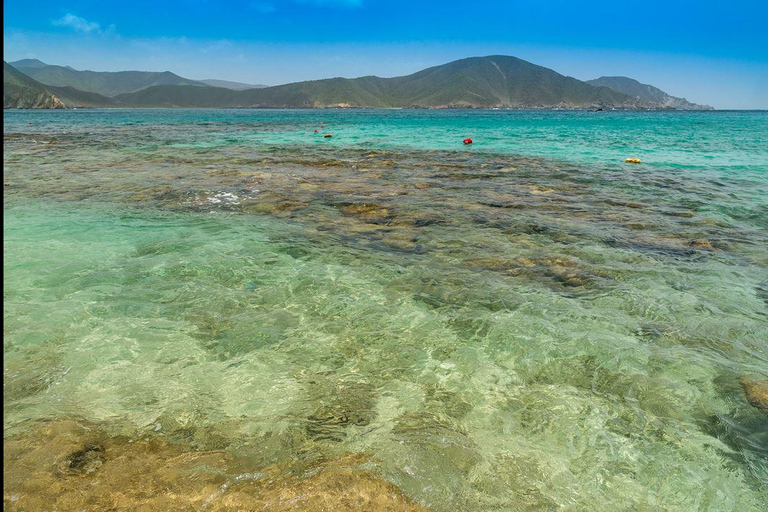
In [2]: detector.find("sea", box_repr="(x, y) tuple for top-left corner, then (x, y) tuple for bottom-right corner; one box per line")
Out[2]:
(3, 108), (768, 511)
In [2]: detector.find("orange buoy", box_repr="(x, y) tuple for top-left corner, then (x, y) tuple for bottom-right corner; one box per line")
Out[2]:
(324, 133), (333, 138)
(463, 138), (473, 145)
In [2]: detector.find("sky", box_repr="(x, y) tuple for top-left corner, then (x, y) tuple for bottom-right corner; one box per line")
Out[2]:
(4, 0), (768, 109)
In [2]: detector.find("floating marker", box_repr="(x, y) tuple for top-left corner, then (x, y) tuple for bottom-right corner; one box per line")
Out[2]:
(463, 138), (473, 145)
(625, 158), (641, 164)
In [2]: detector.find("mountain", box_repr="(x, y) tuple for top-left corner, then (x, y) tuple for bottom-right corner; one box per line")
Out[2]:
(587, 76), (713, 110)
(44, 85), (116, 107)
(9, 58), (51, 69)
(4, 61), (65, 109)
(198, 79), (268, 90)
(115, 56), (650, 109)
(4, 61), (116, 108)
(9, 59), (209, 97)
(6, 56), (713, 110)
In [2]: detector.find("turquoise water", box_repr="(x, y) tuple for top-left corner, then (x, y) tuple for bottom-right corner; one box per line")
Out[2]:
(4, 109), (768, 510)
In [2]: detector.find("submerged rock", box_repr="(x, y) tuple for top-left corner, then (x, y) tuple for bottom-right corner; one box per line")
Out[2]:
(756, 280), (768, 307)
(740, 378), (768, 414)
(59, 443), (105, 475)
(689, 239), (714, 250)
(3, 420), (430, 511)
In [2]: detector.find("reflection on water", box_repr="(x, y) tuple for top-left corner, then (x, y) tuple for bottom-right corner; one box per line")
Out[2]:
(3, 110), (768, 511)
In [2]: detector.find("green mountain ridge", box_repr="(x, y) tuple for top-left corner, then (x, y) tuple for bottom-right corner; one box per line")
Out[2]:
(587, 76), (713, 110)
(4, 61), (116, 108)
(5, 56), (714, 110)
(10, 59), (209, 97)
(4, 61), (65, 109)
(114, 56), (649, 109)
(198, 79), (268, 90)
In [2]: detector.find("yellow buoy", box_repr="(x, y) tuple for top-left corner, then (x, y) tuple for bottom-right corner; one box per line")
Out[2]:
(625, 158), (641, 164)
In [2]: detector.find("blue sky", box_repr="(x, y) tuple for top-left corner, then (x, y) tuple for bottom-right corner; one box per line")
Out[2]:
(4, 0), (768, 108)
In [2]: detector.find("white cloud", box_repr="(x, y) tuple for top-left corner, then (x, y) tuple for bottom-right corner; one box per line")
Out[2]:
(52, 14), (102, 33)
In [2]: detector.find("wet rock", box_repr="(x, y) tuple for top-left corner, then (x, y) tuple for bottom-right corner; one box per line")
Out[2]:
(3, 420), (430, 512)
(381, 232), (420, 253)
(740, 378), (768, 414)
(689, 239), (714, 250)
(128, 185), (180, 203)
(605, 199), (646, 209)
(528, 185), (555, 195)
(59, 444), (106, 475)
(338, 202), (386, 214)
(664, 210), (695, 218)
(478, 200), (523, 209)
(479, 256), (598, 291)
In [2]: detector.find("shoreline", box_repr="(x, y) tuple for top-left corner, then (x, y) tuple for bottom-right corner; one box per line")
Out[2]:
(4, 105), (723, 111)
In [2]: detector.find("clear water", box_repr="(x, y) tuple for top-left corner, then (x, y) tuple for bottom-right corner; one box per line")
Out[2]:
(4, 109), (768, 510)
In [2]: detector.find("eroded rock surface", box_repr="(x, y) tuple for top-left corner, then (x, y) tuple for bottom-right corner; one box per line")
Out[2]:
(3, 420), (430, 512)
(740, 378), (768, 414)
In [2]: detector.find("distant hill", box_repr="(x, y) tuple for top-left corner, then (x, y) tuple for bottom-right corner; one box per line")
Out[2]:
(587, 76), (713, 110)
(116, 55), (650, 109)
(9, 58), (51, 69)
(10, 59), (209, 97)
(45, 85), (116, 107)
(6, 56), (714, 110)
(198, 79), (268, 90)
(4, 61), (116, 108)
(4, 61), (65, 109)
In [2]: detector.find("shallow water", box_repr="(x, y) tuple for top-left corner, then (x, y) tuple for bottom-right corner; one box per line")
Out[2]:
(4, 109), (768, 511)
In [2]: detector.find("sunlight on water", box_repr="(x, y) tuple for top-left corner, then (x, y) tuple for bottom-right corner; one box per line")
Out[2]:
(4, 109), (768, 511)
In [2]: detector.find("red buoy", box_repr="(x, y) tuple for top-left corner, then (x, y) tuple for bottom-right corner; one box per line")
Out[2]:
(463, 138), (473, 145)
(320, 125), (324, 129)
(324, 133), (333, 138)
(314, 129), (318, 133)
